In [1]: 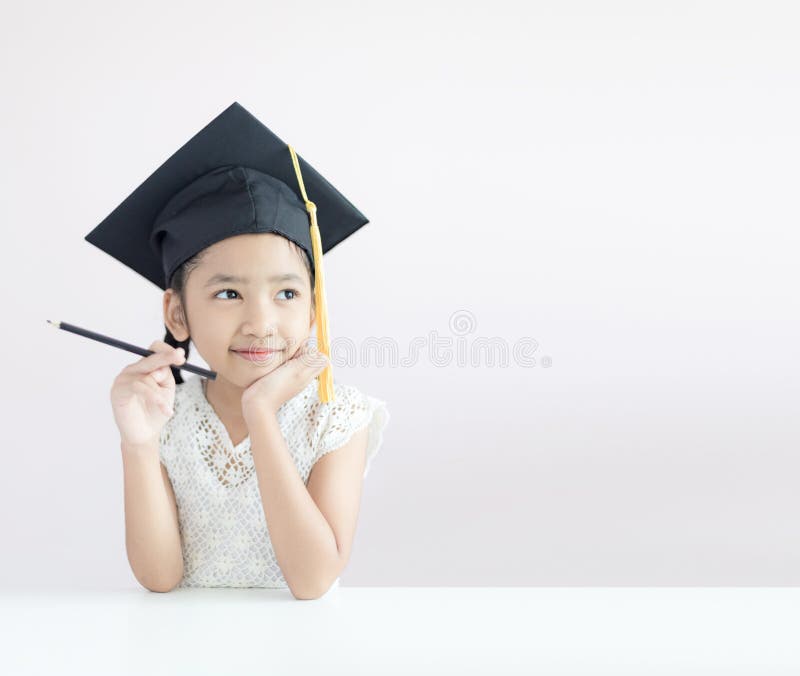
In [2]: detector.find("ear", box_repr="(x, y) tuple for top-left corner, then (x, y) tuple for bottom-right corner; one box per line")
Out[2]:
(163, 290), (190, 341)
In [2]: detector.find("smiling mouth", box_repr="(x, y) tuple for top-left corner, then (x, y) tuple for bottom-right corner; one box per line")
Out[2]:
(232, 349), (281, 363)
(231, 349), (280, 354)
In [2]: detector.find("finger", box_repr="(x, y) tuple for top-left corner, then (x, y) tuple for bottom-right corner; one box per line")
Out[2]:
(135, 370), (162, 395)
(287, 339), (308, 361)
(295, 339), (320, 362)
(131, 379), (174, 416)
(307, 352), (328, 371)
(126, 346), (185, 375)
(150, 365), (175, 388)
(146, 339), (176, 355)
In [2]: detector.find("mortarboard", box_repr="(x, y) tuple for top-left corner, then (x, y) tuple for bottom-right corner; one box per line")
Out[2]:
(84, 101), (370, 403)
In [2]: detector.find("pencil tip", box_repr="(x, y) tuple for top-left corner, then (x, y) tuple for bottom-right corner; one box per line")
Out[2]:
(47, 319), (60, 328)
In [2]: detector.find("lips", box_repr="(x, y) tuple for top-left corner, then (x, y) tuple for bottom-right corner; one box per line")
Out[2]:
(232, 349), (279, 354)
(232, 348), (281, 364)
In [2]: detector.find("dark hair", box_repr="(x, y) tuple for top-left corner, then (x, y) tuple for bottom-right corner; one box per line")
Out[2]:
(163, 237), (315, 384)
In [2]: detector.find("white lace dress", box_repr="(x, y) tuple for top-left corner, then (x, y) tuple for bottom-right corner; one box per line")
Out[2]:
(158, 374), (390, 589)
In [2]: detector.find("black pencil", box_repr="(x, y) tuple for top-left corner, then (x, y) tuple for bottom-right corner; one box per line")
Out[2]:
(47, 320), (217, 380)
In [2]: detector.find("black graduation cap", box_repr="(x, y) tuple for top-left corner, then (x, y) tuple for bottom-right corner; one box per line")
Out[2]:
(84, 101), (369, 402)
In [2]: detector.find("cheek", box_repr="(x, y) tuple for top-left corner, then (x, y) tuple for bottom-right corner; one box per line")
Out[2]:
(187, 318), (230, 350)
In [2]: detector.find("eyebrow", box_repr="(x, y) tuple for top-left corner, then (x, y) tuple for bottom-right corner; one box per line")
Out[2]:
(204, 272), (306, 287)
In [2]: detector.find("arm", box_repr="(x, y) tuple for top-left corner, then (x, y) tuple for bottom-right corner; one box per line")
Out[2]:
(121, 439), (184, 592)
(249, 413), (362, 600)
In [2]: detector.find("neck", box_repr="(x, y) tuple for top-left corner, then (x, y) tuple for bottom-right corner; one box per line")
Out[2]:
(203, 376), (247, 423)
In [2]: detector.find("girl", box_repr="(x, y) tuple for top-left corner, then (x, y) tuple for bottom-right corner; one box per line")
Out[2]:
(91, 102), (390, 598)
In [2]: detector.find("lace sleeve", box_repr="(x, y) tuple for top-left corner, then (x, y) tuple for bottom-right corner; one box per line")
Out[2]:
(159, 419), (172, 467)
(158, 380), (187, 469)
(313, 385), (390, 479)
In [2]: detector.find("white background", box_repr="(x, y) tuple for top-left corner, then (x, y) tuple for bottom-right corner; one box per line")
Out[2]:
(1, 0), (798, 588)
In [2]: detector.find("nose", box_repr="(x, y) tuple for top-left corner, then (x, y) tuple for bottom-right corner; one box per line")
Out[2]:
(241, 294), (280, 339)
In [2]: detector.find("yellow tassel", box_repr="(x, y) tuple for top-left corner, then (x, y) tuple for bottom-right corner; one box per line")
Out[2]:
(287, 144), (334, 403)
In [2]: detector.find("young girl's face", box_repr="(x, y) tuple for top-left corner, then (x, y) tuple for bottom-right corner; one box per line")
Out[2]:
(176, 232), (314, 388)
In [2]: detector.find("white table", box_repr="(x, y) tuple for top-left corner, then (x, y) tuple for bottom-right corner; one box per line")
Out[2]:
(2, 587), (799, 674)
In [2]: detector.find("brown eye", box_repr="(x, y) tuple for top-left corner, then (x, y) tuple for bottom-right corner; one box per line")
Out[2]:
(277, 289), (299, 300)
(214, 289), (240, 300)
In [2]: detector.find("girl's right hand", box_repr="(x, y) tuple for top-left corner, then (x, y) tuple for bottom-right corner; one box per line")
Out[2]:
(111, 339), (186, 449)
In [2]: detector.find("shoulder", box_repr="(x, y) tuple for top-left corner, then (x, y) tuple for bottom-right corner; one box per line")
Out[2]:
(311, 380), (391, 478)
(159, 375), (202, 465)
(175, 374), (201, 405)
(319, 381), (387, 431)
(288, 380), (385, 432)
(170, 374), (206, 422)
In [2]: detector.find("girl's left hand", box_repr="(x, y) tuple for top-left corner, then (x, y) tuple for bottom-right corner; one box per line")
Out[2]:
(241, 339), (329, 423)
